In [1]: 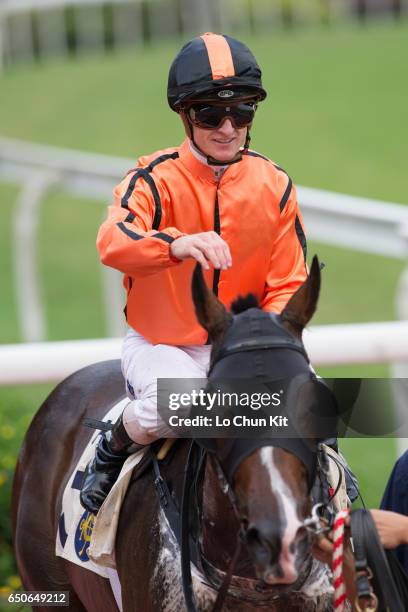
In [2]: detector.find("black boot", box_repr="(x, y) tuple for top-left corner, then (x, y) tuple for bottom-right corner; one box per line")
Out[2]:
(80, 413), (144, 514)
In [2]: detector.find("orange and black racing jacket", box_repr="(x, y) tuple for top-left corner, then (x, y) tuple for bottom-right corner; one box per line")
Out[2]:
(97, 139), (308, 345)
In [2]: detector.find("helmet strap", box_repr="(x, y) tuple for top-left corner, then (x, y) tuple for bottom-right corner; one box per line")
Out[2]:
(243, 127), (251, 153)
(185, 114), (245, 167)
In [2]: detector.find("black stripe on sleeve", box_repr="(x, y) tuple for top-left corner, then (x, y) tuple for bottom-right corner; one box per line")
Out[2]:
(147, 152), (179, 172)
(295, 215), (307, 262)
(120, 152), (179, 230)
(154, 232), (175, 244)
(125, 211), (136, 223)
(139, 169), (162, 227)
(245, 150), (270, 162)
(246, 151), (292, 212)
(279, 177), (293, 213)
(116, 222), (144, 241)
(244, 152), (292, 213)
(273, 163), (287, 173)
(121, 170), (143, 210)
(244, 150), (288, 174)
(117, 222), (175, 246)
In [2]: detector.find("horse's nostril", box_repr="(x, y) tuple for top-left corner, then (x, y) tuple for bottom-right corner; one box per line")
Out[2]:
(245, 524), (281, 565)
(245, 526), (269, 563)
(246, 525), (262, 547)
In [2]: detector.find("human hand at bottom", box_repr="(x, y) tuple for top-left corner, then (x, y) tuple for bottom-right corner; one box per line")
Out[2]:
(370, 509), (408, 549)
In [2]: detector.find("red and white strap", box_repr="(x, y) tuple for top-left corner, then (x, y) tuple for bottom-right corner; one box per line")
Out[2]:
(332, 508), (350, 611)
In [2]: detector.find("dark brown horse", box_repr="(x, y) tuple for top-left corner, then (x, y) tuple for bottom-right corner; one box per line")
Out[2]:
(12, 256), (334, 611)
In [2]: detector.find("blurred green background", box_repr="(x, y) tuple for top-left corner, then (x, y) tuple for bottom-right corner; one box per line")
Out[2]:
(1, 12), (407, 595)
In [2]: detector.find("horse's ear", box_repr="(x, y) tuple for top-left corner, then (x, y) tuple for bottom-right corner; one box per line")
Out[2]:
(192, 264), (232, 343)
(280, 255), (321, 337)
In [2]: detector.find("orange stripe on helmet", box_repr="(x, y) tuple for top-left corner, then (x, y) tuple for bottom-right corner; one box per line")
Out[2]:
(200, 32), (235, 80)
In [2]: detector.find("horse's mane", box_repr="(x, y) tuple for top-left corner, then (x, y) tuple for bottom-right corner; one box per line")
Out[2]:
(230, 293), (259, 314)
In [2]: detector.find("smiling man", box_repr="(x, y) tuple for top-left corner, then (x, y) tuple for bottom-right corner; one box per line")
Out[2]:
(80, 32), (308, 514)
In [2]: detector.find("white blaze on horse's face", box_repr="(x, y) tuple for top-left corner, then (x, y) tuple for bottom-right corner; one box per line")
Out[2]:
(258, 447), (304, 585)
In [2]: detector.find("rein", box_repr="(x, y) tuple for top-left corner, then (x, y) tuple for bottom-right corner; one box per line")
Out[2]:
(180, 442), (248, 612)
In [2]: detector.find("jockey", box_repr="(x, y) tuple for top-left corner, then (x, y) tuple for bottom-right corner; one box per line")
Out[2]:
(80, 32), (308, 514)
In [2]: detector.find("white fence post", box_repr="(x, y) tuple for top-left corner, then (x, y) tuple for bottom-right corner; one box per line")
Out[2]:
(12, 170), (61, 342)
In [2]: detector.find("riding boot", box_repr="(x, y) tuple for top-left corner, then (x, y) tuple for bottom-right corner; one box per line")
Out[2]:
(80, 413), (144, 514)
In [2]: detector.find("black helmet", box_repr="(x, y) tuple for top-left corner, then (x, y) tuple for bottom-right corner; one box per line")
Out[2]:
(168, 32), (267, 112)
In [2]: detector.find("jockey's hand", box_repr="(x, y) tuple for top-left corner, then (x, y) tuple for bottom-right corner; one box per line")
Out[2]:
(370, 509), (408, 548)
(170, 232), (232, 271)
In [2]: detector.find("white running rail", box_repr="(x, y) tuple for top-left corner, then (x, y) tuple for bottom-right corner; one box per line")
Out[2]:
(2, 320), (408, 385)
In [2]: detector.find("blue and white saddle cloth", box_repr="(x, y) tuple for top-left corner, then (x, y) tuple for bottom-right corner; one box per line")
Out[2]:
(55, 398), (146, 585)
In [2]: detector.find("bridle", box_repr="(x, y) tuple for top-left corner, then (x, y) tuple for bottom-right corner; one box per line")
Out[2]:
(181, 312), (339, 612)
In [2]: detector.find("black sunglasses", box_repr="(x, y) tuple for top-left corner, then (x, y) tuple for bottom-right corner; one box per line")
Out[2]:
(188, 103), (257, 130)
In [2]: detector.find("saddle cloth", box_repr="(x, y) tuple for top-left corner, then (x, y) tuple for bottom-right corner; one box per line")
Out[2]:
(55, 398), (146, 577)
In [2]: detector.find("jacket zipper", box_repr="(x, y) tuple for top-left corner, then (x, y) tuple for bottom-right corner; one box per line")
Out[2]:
(124, 276), (133, 321)
(212, 185), (221, 296)
(205, 185), (222, 345)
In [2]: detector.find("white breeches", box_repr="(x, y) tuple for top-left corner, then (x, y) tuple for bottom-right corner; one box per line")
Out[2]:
(121, 328), (211, 444)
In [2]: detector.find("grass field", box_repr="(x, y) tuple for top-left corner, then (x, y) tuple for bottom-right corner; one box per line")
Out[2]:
(0, 20), (407, 587)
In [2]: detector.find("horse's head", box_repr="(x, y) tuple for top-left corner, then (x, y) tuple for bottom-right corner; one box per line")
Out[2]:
(192, 256), (323, 585)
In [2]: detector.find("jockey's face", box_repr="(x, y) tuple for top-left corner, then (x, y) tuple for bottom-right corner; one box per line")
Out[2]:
(193, 118), (247, 162)
(181, 112), (248, 162)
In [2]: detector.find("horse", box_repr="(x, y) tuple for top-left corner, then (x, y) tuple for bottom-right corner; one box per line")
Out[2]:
(12, 255), (335, 611)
